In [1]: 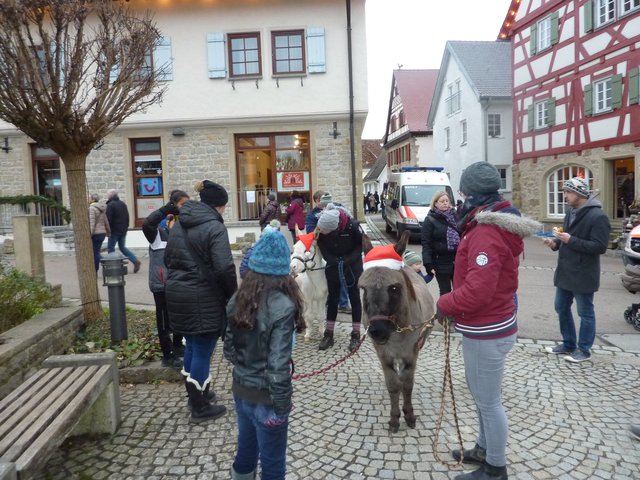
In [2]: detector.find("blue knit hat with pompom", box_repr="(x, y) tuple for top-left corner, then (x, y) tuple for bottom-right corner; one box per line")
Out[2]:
(248, 230), (291, 276)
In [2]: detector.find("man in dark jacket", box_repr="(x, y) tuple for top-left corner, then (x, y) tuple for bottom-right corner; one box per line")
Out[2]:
(165, 180), (238, 423)
(106, 189), (141, 273)
(543, 177), (611, 363)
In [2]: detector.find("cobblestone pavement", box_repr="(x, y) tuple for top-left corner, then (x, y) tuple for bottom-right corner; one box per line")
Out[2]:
(44, 324), (640, 480)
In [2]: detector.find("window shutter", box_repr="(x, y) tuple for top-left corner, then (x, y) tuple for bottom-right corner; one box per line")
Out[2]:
(630, 68), (640, 105)
(207, 32), (226, 79)
(584, 84), (593, 116)
(547, 98), (556, 126)
(527, 105), (534, 131)
(550, 12), (560, 46)
(611, 74), (623, 109)
(306, 27), (326, 73)
(584, 0), (593, 33)
(529, 24), (537, 56)
(154, 36), (173, 81)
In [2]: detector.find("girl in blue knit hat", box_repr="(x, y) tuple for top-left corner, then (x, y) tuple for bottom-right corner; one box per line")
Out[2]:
(224, 229), (305, 480)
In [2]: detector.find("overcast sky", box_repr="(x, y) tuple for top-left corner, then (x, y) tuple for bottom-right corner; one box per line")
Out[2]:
(362, 0), (511, 139)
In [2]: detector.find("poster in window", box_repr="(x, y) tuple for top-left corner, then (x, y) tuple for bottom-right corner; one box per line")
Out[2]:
(277, 171), (309, 191)
(137, 177), (162, 196)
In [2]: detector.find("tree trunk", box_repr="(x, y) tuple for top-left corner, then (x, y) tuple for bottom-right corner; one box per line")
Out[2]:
(64, 155), (103, 321)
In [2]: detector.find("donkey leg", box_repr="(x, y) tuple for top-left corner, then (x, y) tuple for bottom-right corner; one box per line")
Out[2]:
(401, 362), (417, 429)
(381, 363), (402, 433)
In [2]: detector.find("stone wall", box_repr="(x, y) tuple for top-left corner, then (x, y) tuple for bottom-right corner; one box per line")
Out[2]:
(3, 117), (366, 223)
(0, 306), (84, 400)
(513, 141), (639, 228)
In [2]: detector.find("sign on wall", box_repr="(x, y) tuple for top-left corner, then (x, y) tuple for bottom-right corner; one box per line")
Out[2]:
(277, 171), (309, 191)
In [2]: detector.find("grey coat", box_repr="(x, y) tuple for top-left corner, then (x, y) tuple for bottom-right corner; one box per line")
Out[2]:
(551, 197), (611, 294)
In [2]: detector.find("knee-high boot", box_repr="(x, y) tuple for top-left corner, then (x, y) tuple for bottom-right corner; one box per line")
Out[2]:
(185, 377), (226, 424)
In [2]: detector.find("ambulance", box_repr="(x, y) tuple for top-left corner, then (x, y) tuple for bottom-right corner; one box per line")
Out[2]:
(382, 167), (454, 239)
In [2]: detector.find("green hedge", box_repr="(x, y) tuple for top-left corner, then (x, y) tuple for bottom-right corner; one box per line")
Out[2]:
(0, 264), (55, 334)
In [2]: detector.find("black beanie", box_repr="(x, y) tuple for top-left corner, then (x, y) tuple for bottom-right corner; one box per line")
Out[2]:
(459, 162), (502, 197)
(199, 180), (228, 207)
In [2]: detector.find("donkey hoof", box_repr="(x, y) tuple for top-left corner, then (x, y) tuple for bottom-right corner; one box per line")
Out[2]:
(388, 420), (400, 433)
(406, 417), (416, 429)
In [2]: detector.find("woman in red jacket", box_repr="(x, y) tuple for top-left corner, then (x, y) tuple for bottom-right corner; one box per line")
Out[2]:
(436, 162), (540, 480)
(285, 191), (305, 244)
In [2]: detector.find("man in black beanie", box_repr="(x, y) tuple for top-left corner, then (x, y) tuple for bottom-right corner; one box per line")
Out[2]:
(436, 161), (542, 480)
(164, 179), (237, 423)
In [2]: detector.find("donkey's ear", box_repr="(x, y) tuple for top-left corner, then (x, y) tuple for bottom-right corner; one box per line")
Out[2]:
(362, 233), (374, 255)
(395, 230), (410, 256)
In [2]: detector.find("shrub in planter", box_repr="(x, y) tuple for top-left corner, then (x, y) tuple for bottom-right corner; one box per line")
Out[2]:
(0, 264), (55, 334)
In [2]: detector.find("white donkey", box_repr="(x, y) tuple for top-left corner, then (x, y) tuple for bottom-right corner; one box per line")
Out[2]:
(290, 228), (327, 342)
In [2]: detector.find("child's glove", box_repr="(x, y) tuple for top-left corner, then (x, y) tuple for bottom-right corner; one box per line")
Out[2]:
(264, 412), (289, 428)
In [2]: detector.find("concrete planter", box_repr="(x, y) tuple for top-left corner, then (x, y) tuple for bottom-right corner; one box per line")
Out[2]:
(0, 306), (84, 400)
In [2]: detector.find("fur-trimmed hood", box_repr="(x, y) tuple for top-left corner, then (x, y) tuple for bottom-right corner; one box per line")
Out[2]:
(475, 211), (541, 238)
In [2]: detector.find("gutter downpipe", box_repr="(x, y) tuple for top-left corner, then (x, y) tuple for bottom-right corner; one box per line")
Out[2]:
(346, 0), (358, 220)
(482, 98), (490, 162)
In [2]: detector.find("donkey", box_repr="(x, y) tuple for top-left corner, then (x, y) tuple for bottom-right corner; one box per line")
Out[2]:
(358, 231), (435, 432)
(290, 227), (327, 342)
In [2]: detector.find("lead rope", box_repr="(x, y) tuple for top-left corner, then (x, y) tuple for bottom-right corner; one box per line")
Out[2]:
(432, 317), (465, 467)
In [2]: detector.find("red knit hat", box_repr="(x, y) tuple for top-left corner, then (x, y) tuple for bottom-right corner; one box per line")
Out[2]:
(296, 232), (315, 252)
(363, 244), (403, 271)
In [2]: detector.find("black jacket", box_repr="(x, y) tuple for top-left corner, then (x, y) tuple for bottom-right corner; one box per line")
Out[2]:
(224, 292), (296, 416)
(164, 200), (237, 336)
(421, 208), (458, 275)
(317, 216), (363, 269)
(105, 195), (130, 235)
(551, 197), (611, 294)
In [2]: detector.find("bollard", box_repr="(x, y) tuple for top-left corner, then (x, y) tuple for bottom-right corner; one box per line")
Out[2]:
(100, 253), (129, 343)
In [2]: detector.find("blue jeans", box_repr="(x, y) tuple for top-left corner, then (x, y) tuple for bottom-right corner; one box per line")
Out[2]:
(107, 233), (138, 264)
(91, 234), (106, 271)
(462, 333), (516, 467)
(554, 287), (596, 353)
(233, 395), (289, 480)
(183, 334), (217, 386)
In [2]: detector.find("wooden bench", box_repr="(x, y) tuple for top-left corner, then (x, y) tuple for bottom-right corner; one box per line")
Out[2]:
(0, 353), (121, 480)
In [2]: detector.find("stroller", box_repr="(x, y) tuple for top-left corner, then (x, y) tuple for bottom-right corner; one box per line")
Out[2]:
(621, 263), (640, 331)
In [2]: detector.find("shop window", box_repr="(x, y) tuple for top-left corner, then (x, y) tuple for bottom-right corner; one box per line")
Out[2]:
(131, 138), (164, 226)
(235, 132), (311, 220)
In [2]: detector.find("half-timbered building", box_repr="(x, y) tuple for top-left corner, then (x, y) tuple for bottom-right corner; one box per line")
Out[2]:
(500, 0), (640, 225)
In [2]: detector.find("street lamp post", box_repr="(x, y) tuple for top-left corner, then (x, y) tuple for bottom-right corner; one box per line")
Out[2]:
(100, 253), (129, 343)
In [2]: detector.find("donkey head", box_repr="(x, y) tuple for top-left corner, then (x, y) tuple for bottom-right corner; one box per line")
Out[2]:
(290, 226), (319, 275)
(358, 231), (417, 344)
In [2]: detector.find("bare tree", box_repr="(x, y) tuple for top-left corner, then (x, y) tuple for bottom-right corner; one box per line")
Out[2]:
(0, 0), (166, 321)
